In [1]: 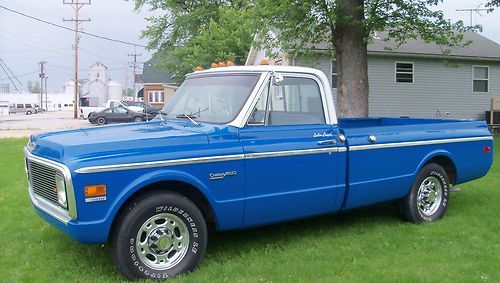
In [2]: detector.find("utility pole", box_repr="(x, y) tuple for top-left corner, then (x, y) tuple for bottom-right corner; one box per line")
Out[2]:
(456, 4), (489, 26)
(63, 0), (91, 118)
(128, 45), (141, 101)
(44, 76), (48, 111)
(39, 61), (46, 111)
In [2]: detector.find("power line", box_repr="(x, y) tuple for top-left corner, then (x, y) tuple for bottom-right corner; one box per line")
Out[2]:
(0, 4), (147, 48)
(0, 70), (38, 81)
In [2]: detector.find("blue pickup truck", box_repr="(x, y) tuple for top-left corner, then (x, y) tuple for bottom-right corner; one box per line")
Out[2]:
(24, 66), (493, 279)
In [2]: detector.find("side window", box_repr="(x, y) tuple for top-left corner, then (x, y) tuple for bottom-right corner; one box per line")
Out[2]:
(16, 104), (24, 108)
(103, 108), (113, 114)
(247, 76), (325, 126)
(26, 104), (32, 108)
(115, 107), (128, 114)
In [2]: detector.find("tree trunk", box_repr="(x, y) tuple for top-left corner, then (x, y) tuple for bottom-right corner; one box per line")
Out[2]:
(334, 0), (369, 118)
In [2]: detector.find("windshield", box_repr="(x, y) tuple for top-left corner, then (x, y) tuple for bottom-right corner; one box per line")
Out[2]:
(161, 74), (260, 124)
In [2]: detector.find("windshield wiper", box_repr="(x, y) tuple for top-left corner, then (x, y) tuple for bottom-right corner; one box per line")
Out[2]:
(189, 107), (209, 118)
(176, 113), (199, 126)
(159, 111), (168, 122)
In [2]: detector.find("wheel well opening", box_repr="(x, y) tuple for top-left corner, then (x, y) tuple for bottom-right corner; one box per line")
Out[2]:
(426, 156), (457, 185)
(110, 180), (216, 240)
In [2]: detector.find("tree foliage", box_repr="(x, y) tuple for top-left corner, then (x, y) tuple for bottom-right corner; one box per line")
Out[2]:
(134, 0), (256, 83)
(27, 81), (40, 94)
(255, 0), (481, 117)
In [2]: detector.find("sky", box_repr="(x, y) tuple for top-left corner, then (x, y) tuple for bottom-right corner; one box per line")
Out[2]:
(0, 0), (155, 92)
(0, 0), (499, 93)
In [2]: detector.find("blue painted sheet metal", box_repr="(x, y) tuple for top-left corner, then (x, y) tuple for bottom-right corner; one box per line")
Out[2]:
(26, 116), (493, 244)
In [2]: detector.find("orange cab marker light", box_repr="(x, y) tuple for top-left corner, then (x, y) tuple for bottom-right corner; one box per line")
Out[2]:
(218, 61), (226, 67)
(260, 58), (269, 65)
(226, 60), (235, 66)
(85, 184), (107, 197)
(195, 66), (204, 71)
(211, 63), (218, 68)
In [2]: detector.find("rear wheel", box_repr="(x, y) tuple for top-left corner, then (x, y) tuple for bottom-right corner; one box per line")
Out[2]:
(26, 110), (32, 115)
(399, 163), (450, 223)
(96, 117), (106, 125)
(133, 116), (144, 122)
(110, 192), (207, 280)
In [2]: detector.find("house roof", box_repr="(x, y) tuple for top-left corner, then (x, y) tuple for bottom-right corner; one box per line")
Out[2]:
(142, 57), (174, 84)
(367, 31), (500, 60)
(89, 62), (108, 69)
(248, 30), (500, 63)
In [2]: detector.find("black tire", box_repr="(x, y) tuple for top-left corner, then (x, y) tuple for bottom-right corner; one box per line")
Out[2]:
(399, 163), (450, 223)
(26, 110), (32, 115)
(133, 116), (144, 122)
(96, 117), (106, 125)
(110, 191), (207, 280)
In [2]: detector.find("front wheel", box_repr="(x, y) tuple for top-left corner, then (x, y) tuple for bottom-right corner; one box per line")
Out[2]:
(399, 163), (450, 223)
(26, 110), (32, 115)
(110, 192), (207, 280)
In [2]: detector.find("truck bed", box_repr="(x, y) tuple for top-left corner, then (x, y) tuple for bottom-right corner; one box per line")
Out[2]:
(338, 117), (479, 128)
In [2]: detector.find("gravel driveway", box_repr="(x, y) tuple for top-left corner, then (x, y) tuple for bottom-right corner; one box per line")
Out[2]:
(0, 111), (91, 138)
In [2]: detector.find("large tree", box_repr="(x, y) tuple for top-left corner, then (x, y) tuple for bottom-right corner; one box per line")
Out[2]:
(134, 0), (256, 83)
(256, 0), (483, 117)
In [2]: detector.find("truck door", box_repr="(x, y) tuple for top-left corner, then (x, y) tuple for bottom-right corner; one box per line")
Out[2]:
(239, 74), (341, 226)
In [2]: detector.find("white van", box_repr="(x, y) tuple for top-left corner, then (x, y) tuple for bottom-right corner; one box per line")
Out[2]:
(9, 103), (37, 115)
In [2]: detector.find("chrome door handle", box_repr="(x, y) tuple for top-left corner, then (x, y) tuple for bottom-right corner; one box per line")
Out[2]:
(317, 140), (336, 146)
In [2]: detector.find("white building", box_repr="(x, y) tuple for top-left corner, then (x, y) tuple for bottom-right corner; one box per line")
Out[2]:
(0, 92), (74, 114)
(79, 62), (123, 107)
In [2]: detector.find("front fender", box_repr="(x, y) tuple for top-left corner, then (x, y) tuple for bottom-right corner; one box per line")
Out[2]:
(104, 169), (215, 232)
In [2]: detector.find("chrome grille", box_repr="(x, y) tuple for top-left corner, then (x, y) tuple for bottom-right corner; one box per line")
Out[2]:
(27, 159), (61, 205)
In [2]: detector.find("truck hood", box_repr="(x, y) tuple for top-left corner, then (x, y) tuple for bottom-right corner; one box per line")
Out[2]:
(29, 120), (212, 167)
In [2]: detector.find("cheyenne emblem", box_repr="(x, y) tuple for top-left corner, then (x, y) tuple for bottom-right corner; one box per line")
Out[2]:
(209, 171), (237, 180)
(313, 132), (334, 138)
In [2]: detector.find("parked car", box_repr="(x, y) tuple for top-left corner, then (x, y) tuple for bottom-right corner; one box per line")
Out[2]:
(125, 101), (159, 115)
(24, 66), (493, 280)
(9, 103), (36, 115)
(88, 106), (154, 125)
(80, 100), (143, 119)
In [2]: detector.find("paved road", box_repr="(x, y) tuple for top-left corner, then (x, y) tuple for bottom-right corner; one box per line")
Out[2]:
(0, 111), (91, 138)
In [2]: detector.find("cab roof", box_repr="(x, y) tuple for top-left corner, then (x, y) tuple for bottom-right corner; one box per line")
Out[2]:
(187, 65), (326, 78)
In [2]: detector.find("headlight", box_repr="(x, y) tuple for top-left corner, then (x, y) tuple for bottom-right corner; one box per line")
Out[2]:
(55, 174), (67, 208)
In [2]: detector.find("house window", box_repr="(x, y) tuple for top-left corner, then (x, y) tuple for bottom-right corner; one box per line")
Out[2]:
(331, 60), (337, 88)
(148, 91), (156, 103)
(148, 91), (165, 103)
(395, 62), (414, 83)
(473, 66), (488, 92)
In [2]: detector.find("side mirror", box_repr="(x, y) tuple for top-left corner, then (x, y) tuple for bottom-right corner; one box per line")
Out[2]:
(273, 73), (284, 86)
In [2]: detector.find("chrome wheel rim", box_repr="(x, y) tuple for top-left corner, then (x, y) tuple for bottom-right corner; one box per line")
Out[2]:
(416, 176), (443, 217)
(97, 118), (104, 125)
(136, 213), (190, 270)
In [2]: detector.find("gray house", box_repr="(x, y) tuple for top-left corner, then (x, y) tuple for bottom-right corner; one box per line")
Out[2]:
(246, 31), (500, 120)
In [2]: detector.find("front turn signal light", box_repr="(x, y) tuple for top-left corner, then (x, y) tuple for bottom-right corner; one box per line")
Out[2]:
(85, 184), (107, 197)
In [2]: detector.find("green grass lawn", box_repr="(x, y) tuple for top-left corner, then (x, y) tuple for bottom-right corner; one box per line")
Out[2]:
(0, 138), (499, 282)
